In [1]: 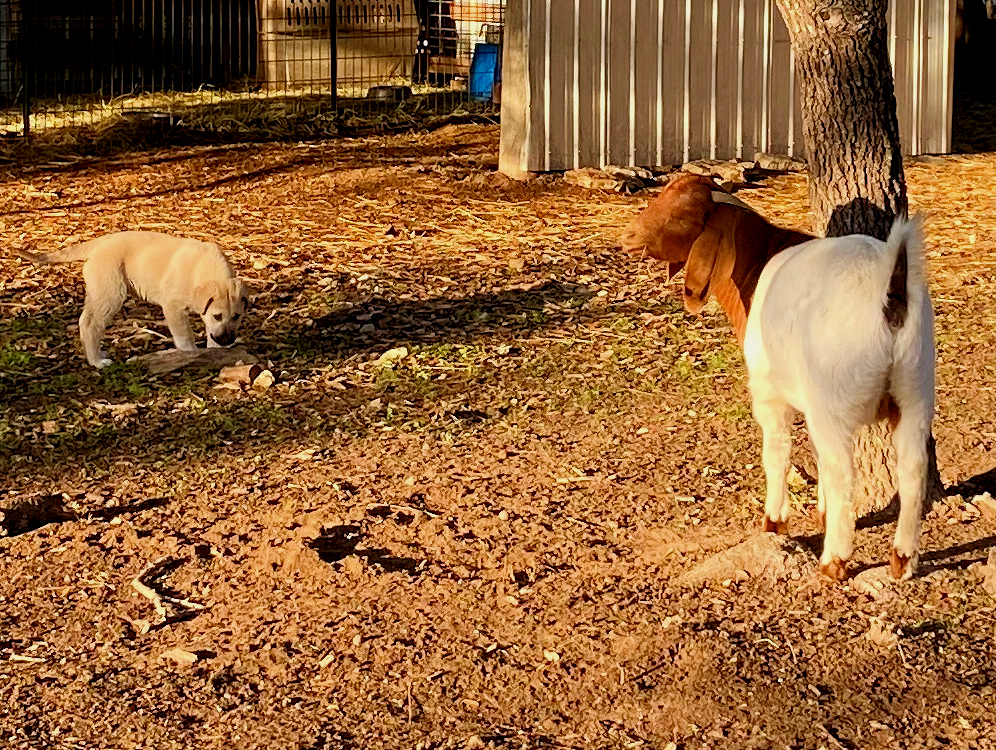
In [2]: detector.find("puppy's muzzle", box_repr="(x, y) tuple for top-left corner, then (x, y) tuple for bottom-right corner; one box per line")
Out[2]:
(211, 331), (236, 347)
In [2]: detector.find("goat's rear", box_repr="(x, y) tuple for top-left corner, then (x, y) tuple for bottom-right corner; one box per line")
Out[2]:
(743, 217), (935, 580)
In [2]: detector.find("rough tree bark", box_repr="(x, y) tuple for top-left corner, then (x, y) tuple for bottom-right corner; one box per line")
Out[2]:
(774, 0), (944, 513)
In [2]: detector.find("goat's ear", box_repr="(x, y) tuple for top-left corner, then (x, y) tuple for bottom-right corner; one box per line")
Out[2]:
(682, 225), (730, 313)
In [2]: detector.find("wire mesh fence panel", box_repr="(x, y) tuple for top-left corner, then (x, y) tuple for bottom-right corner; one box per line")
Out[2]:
(0, 0), (503, 138)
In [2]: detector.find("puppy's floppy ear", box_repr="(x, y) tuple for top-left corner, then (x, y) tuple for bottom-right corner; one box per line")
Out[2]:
(230, 278), (255, 309)
(193, 282), (222, 316)
(682, 224), (733, 314)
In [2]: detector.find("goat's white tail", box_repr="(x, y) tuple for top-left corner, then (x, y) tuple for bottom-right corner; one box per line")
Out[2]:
(882, 215), (926, 333)
(14, 242), (92, 264)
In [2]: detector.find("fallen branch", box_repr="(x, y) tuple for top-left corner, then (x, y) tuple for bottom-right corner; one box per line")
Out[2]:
(130, 557), (205, 631)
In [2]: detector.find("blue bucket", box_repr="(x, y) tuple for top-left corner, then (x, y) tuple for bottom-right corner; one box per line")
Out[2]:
(469, 42), (500, 102)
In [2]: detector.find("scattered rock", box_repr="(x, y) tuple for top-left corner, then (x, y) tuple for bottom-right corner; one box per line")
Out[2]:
(563, 166), (655, 193)
(91, 401), (140, 419)
(909, 154), (949, 166)
(375, 347), (409, 366)
(851, 566), (896, 599)
(865, 617), (899, 650)
(680, 158), (766, 188)
(675, 533), (815, 588)
(564, 167), (619, 191)
(251, 369), (275, 389)
(754, 151), (807, 172)
(602, 164), (654, 182)
(160, 647), (198, 665)
(976, 547), (996, 595)
(973, 492), (996, 521)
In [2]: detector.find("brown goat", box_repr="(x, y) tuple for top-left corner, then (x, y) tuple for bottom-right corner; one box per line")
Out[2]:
(620, 174), (814, 343)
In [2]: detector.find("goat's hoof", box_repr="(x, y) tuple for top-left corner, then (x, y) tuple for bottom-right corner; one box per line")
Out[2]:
(762, 516), (789, 534)
(889, 549), (915, 580)
(819, 557), (850, 581)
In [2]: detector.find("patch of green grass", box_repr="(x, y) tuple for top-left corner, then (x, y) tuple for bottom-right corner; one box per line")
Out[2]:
(0, 344), (36, 372)
(26, 373), (80, 396)
(577, 387), (602, 413)
(455, 307), (492, 325)
(98, 363), (150, 400)
(610, 317), (636, 333)
(525, 310), (549, 327)
(718, 401), (753, 424)
(0, 317), (64, 336)
(414, 343), (483, 364)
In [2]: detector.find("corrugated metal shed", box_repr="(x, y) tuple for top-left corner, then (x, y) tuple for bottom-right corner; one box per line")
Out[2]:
(499, 0), (955, 177)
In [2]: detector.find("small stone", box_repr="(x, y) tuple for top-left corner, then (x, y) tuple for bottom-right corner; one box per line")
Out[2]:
(251, 369), (275, 389)
(754, 152), (807, 172)
(973, 492), (996, 520)
(375, 347), (409, 366)
(160, 647), (198, 665)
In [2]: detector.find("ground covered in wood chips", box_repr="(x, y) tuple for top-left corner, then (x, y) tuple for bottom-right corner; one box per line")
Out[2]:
(2, 124), (996, 750)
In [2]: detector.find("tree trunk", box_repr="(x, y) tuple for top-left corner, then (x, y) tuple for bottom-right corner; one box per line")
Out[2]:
(775, 0), (943, 512)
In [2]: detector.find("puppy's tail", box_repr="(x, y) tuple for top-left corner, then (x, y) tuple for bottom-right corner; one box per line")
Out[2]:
(14, 243), (91, 264)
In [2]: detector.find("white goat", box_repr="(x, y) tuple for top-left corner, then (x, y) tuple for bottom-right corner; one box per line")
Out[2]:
(744, 217), (935, 580)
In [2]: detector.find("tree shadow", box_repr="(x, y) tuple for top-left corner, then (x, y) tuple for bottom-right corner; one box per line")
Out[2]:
(290, 280), (598, 358)
(946, 465), (996, 499)
(826, 196), (901, 241)
(1, 279), (630, 485)
(0, 134), (497, 210)
(307, 524), (423, 575)
(0, 493), (169, 537)
(791, 463), (996, 576)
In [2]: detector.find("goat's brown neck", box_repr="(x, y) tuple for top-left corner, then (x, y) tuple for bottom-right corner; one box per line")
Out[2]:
(711, 210), (813, 344)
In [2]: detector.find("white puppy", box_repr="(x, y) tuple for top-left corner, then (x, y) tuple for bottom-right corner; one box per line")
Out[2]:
(17, 231), (249, 368)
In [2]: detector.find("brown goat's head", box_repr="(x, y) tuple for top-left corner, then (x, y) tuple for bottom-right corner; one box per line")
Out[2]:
(620, 173), (737, 314)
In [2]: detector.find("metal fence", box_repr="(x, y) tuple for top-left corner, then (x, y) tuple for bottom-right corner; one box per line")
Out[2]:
(0, 0), (505, 137)
(500, 0), (956, 178)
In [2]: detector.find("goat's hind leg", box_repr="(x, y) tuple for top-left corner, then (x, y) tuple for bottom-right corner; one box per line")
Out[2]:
(807, 417), (857, 580)
(754, 398), (794, 534)
(890, 406), (931, 580)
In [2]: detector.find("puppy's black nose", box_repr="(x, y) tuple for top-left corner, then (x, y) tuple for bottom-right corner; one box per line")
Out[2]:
(212, 331), (235, 347)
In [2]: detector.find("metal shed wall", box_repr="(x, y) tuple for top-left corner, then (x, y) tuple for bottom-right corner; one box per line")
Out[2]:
(498, 0), (955, 177)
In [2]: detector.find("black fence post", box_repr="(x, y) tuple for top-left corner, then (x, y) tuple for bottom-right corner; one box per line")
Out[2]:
(330, 0), (337, 109)
(20, 0), (31, 137)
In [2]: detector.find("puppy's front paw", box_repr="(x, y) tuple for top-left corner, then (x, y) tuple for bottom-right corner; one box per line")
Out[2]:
(94, 358), (113, 369)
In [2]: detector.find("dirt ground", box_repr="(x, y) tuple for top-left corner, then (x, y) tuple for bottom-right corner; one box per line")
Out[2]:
(2, 124), (996, 750)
